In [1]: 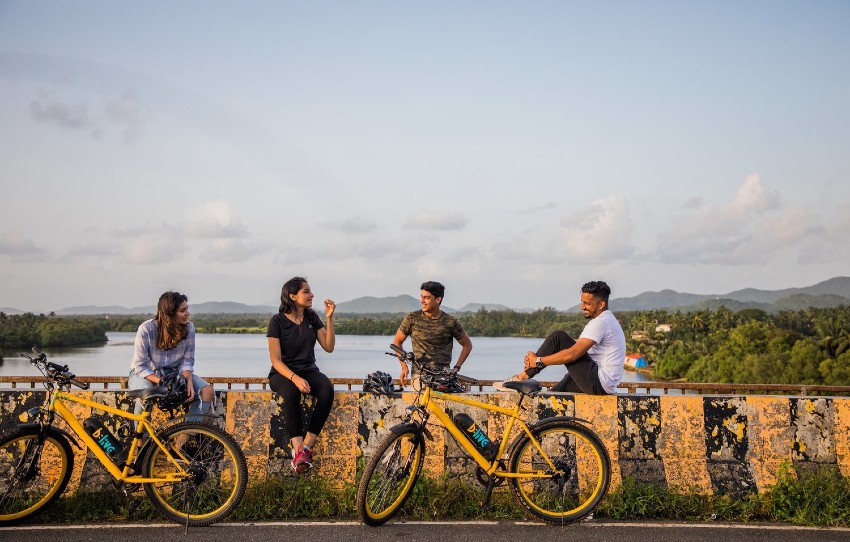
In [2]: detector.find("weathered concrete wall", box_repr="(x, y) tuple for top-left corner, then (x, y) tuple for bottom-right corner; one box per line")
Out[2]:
(2, 390), (848, 495)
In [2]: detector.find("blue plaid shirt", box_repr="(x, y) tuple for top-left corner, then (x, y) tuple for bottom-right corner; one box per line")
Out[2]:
(131, 319), (196, 378)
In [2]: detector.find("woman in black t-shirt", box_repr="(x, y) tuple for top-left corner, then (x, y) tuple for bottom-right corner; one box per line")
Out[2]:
(267, 276), (336, 473)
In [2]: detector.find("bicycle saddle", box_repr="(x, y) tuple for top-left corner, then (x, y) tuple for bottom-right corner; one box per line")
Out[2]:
(128, 386), (168, 401)
(500, 380), (542, 395)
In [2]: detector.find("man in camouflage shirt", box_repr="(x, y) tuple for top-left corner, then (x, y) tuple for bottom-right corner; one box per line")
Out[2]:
(393, 281), (473, 388)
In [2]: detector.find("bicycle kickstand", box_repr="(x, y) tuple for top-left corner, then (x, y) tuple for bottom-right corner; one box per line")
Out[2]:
(119, 484), (143, 519)
(481, 476), (497, 511)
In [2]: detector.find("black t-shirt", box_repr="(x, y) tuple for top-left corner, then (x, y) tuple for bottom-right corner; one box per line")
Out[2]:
(267, 310), (325, 376)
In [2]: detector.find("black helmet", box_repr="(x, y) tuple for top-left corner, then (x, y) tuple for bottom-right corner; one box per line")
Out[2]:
(363, 371), (397, 396)
(157, 372), (189, 411)
(429, 373), (466, 393)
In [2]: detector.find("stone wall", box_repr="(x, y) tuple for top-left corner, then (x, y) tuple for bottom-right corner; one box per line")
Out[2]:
(2, 389), (848, 495)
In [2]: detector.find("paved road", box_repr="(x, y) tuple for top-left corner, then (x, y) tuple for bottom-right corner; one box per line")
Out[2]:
(3, 521), (850, 542)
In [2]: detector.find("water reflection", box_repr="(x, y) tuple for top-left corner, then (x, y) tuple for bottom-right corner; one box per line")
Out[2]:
(2, 332), (654, 385)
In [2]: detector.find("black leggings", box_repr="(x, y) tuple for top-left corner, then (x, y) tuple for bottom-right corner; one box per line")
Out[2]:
(269, 369), (335, 438)
(531, 330), (608, 395)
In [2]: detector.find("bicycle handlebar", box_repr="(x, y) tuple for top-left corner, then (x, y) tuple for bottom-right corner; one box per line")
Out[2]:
(385, 345), (479, 387)
(20, 349), (90, 390)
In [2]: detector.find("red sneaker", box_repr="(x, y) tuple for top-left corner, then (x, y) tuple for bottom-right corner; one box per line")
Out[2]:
(291, 447), (313, 473)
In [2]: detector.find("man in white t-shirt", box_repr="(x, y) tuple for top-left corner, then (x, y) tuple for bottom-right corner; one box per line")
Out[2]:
(509, 281), (625, 395)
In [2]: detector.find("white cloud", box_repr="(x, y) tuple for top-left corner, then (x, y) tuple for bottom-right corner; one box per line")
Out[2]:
(729, 174), (780, 217)
(28, 83), (149, 143)
(183, 200), (247, 238)
(404, 210), (469, 231)
(654, 175), (788, 265)
(0, 233), (48, 261)
(518, 202), (556, 215)
(198, 239), (270, 263)
(29, 92), (91, 130)
(797, 203), (850, 264)
(103, 91), (147, 143)
(60, 242), (121, 263)
(559, 195), (635, 262)
(321, 216), (377, 234)
(126, 235), (185, 265)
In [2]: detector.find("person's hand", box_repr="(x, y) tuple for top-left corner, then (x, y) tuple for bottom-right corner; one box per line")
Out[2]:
(324, 299), (336, 319)
(450, 366), (459, 376)
(292, 374), (311, 393)
(185, 380), (196, 403)
(399, 363), (409, 388)
(523, 351), (537, 370)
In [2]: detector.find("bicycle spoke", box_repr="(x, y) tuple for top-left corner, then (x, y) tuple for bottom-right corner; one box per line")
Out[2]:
(509, 421), (609, 524)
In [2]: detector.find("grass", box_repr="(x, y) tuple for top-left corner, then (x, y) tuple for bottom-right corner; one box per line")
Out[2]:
(19, 463), (850, 526)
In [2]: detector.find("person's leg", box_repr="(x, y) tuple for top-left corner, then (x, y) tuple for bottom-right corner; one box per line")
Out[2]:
(535, 330), (578, 357)
(269, 371), (307, 462)
(186, 374), (213, 421)
(128, 370), (154, 416)
(301, 370), (334, 449)
(552, 357), (607, 395)
(535, 330), (608, 394)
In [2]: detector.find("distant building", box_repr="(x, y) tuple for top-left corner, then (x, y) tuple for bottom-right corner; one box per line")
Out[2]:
(655, 323), (673, 333)
(630, 331), (649, 341)
(625, 354), (648, 370)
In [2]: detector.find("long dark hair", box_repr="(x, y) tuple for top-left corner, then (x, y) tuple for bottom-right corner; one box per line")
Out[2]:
(155, 291), (189, 351)
(279, 276), (308, 314)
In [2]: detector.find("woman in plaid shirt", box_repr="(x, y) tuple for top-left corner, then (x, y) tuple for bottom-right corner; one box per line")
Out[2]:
(128, 291), (214, 420)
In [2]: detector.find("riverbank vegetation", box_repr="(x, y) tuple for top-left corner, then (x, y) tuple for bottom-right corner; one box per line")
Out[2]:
(0, 312), (108, 358)
(2, 306), (848, 388)
(28, 463), (850, 526)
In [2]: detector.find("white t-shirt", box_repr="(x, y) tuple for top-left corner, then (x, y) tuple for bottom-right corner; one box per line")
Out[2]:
(579, 310), (626, 394)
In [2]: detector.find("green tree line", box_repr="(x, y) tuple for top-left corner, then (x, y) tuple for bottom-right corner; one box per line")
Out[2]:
(3, 306), (849, 387)
(0, 312), (110, 357)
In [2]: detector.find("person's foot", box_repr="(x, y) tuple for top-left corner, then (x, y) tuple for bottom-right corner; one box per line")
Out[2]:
(291, 446), (314, 473)
(493, 374), (523, 392)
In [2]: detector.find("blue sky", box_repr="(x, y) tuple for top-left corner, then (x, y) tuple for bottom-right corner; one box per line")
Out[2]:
(1, 1), (849, 313)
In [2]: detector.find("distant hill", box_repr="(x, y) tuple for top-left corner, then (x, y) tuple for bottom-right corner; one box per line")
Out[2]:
(336, 295), (426, 314)
(191, 301), (276, 314)
(53, 301), (276, 315)
(569, 276), (850, 312)
(675, 293), (850, 313)
(722, 277), (850, 304)
(54, 305), (155, 315)
(0, 307), (26, 315)
(29, 275), (850, 315)
(456, 303), (517, 313)
(607, 290), (711, 312)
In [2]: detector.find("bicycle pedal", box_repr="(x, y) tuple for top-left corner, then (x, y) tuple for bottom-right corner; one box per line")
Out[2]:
(127, 498), (142, 517)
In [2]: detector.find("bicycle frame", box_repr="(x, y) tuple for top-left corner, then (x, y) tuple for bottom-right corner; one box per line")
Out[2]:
(414, 385), (564, 481)
(42, 390), (189, 483)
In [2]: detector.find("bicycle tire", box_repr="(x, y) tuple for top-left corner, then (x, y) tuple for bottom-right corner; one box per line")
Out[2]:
(142, 421), (247, 526)
(507, 419), (610, 524)
(356, 423), (425, 526)
(0, 426), (74, 526)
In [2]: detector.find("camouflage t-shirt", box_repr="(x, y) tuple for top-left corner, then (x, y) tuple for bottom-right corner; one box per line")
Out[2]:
(398, 310), (466, 369)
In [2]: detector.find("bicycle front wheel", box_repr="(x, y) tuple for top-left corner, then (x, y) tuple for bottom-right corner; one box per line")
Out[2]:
(0, 427), (74, 526)
(356, 423), (425, 526)
(142, 421), (247, 526)
(508, 419), (610, 524)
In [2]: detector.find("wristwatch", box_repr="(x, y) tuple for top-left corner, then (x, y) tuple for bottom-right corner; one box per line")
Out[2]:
(535, 357), (545, 371)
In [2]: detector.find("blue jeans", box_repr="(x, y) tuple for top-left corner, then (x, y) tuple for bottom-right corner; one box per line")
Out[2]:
(128, 368), (212, 421)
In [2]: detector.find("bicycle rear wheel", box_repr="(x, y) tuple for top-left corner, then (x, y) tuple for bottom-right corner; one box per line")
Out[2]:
(508, 419), (610, 524)
(142, 421), (247, 526)
(356, 423), (425, 526)
(0, 427), (73, 526)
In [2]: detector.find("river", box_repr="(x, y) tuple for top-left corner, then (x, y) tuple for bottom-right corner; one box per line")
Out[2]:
(0, 332), (652, 384)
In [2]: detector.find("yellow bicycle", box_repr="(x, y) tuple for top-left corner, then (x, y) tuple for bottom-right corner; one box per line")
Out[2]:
(0, 348), (247, 527)
(356, 344), (610, 525)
